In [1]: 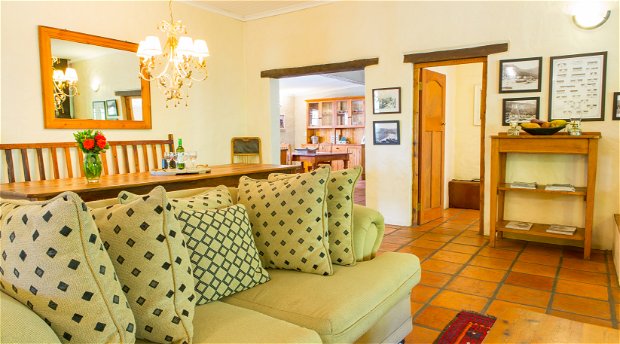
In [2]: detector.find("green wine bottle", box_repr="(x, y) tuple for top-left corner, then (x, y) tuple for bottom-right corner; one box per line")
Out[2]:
(176, 138), (185, 170)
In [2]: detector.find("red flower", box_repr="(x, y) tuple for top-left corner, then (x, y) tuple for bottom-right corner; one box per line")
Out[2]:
(94, 133), (106, 141)
(83, 139), (95, 150)
(96, 138), (107, 149)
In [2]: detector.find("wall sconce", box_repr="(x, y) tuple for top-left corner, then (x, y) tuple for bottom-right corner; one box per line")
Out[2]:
(571, 2), (611, 29)
(91, 78), (101, 92)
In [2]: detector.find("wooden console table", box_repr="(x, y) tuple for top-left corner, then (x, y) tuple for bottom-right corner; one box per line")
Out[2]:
(0, 164), (299, 202)
(292, 152), (350, 171)
(489, 132), (600, 259)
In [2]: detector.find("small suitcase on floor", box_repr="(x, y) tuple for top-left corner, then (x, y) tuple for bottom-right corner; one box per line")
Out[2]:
(448, 180), (480, 210)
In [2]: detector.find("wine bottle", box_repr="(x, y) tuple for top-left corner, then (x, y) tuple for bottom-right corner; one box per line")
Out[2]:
(176, 138), (185, 170)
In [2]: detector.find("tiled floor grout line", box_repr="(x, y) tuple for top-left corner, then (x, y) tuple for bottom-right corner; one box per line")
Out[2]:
(545, 251), (564, 314)
(605, 253), (619, 329)
(479, 241), (527, 315)
(410, 224), (489, 330)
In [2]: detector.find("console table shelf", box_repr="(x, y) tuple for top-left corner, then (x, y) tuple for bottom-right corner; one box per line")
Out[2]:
(489, 132), (601, 259)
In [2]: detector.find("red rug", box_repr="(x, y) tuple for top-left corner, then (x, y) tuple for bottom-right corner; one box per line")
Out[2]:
(434, 310), (496, 344)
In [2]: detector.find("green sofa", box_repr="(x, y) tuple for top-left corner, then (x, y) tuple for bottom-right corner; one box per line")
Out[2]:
(0, 187), (421, 343)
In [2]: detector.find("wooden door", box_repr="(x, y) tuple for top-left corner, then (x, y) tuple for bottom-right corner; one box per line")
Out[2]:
(418, 69), (446, 224)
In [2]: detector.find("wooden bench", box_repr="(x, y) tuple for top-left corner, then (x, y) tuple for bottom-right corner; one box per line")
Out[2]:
(1, 134), (175, 183)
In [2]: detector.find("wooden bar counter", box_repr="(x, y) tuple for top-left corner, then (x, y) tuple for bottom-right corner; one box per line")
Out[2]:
(0, 164), (299, 202)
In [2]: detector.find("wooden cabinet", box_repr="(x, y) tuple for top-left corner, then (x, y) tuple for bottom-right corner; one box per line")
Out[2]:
(301, 143), (365, 176)
(306, 96), (365, 145)
(489, 132), (600, 259)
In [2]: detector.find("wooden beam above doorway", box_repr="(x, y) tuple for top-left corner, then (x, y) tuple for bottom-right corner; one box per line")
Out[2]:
(260, 58), (379, 79)
(403, 43), (508, 64)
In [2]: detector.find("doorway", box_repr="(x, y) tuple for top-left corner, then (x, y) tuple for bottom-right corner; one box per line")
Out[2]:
(413, 57), (488, 230)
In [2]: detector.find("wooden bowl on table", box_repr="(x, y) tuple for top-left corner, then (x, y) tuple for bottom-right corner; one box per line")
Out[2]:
(521, 125), (566, 135)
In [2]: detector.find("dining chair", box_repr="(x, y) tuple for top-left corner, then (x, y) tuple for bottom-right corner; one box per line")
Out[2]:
(231, 137), (262, 164)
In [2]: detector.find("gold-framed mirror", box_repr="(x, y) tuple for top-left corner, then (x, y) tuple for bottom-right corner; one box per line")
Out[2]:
(39, 26), (152, 129)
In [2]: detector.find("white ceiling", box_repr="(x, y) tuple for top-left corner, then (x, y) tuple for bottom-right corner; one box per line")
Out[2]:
(279, 71), (364, 97)
(51, 39), (125, 61)
(186, 1), (331, 21)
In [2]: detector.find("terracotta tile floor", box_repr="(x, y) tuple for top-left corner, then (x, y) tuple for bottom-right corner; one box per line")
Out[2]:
(376, 208), (620, 342)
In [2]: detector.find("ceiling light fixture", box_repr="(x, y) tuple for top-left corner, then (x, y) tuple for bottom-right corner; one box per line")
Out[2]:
(137, 0), (209, 107)
(52, 56), (78, 113)
(571, 2), (611, 29)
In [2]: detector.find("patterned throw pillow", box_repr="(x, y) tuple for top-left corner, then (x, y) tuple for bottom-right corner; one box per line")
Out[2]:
(269, 166), (362, 266)
(176, 204), (270, 304)
(91, 186), (194, 344)
(0, 192), (135, 343)
(237, 167), (333, 276)
(120, 185), (233, 213)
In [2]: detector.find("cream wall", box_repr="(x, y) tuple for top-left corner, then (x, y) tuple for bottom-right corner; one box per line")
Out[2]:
(243, 1), (619, 249)
(1, 1), (247, 172)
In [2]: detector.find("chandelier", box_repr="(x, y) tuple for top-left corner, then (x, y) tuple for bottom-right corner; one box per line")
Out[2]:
(52, 57), (78, 112)
(137, 0), (209, 107)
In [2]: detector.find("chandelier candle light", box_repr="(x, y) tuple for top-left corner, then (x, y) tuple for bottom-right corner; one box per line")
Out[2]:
(137, 0), (209, 107)
(52, 57), (79, 112)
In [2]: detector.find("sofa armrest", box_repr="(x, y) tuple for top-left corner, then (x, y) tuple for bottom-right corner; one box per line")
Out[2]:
(1, 291), (61, 343)
(352, 204), (385, 262)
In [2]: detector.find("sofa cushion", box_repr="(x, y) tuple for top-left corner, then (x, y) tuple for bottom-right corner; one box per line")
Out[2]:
(177, 205), (270, 304)
(0, 192), (136, 343)
(237, 167), (332, 276)
(270, 166), (362, 266)
(222, 252), (421, 343)
(135, 301), (320, 344)
(1, 291), (61, 343)
(91, 186), (194, 344)
(120, 185), (233, 212)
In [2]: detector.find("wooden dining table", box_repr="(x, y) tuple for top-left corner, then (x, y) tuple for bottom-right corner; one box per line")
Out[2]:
(291, 152), (350, 171)
(0, 164), (300, 202)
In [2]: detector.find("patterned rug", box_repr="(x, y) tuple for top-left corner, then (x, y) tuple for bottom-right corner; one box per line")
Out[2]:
(435, 310), (496, 344)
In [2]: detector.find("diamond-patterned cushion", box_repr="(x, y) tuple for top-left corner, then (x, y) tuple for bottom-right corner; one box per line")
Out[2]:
(0, 192), (135, 343)
(119, 185), (233, 212)
(176, 204), (270, 304)
(269, 166), (362, 266)
(91, 186), (194, 344)
(237, 166), (333, 276)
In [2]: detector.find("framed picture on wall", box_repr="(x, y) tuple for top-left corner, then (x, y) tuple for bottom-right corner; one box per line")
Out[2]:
(105, 99), (119, 120)
(279, 114), (286, 129)
(502, 97), (540, 126)
(549, 51), (607, 121)
(613, 92), (620, 120)
(372, 87), (401, 114)
(373, 120), (400, 145)
(499, 57), (542, 93)
(92, 101), (106, 120)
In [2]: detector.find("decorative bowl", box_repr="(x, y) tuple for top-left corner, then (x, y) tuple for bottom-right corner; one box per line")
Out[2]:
(521, 125), (566, 135)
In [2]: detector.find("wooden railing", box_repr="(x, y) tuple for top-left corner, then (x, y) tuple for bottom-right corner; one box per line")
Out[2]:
(0, 134), (174, 183)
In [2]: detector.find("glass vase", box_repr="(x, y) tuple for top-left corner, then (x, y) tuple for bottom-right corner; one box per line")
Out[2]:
(83, 152), (102, 183)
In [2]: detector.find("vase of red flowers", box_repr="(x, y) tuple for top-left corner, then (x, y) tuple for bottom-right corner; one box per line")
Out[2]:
(74, 129), (109, 183)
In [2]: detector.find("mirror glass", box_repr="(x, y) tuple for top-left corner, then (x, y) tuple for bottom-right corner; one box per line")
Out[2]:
(40, 26), (151, 129)
(51, 39), (143, 121)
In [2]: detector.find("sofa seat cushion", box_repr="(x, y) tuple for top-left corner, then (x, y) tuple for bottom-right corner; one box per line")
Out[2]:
(135, 301), (321, 344)
(222, 252), (421, 343)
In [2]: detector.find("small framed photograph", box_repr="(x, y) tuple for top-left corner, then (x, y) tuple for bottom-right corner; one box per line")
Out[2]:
(92, 101), (106, 120)
(279, 114), (286, 129)
(502, 97), (540, 126)
(373, 87), (401, 114)
(373, 120), (400, 145)
(105, 99), (119, 120)
(499, 57), (542, 93)
(613, 92), (620, 120)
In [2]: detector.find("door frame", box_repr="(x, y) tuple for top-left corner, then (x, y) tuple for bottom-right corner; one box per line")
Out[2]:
(413, 57), (488, 232)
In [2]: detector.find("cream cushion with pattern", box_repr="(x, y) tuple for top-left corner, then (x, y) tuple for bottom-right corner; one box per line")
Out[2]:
(120, 185), (233, 213)
(176, 204), (270, 304)
(91, 186), (194, 344)
(0, 192), (136, 343)
(237, 167), (333, 276)
(270, 166), (362, 266)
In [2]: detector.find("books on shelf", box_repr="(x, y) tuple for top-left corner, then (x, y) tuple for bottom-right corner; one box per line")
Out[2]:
(510, 181), (537, 190)
(546, 224), (577, 236)
(505, 221), (533, 231)
(544, 184), (576, 192)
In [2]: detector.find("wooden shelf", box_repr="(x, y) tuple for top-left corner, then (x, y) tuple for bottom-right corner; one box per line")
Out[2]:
(335, 125), (365, 129)
(497, 221), (584, 241)
(307, 126), (332, 129)
(498, 184), (586, 196)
